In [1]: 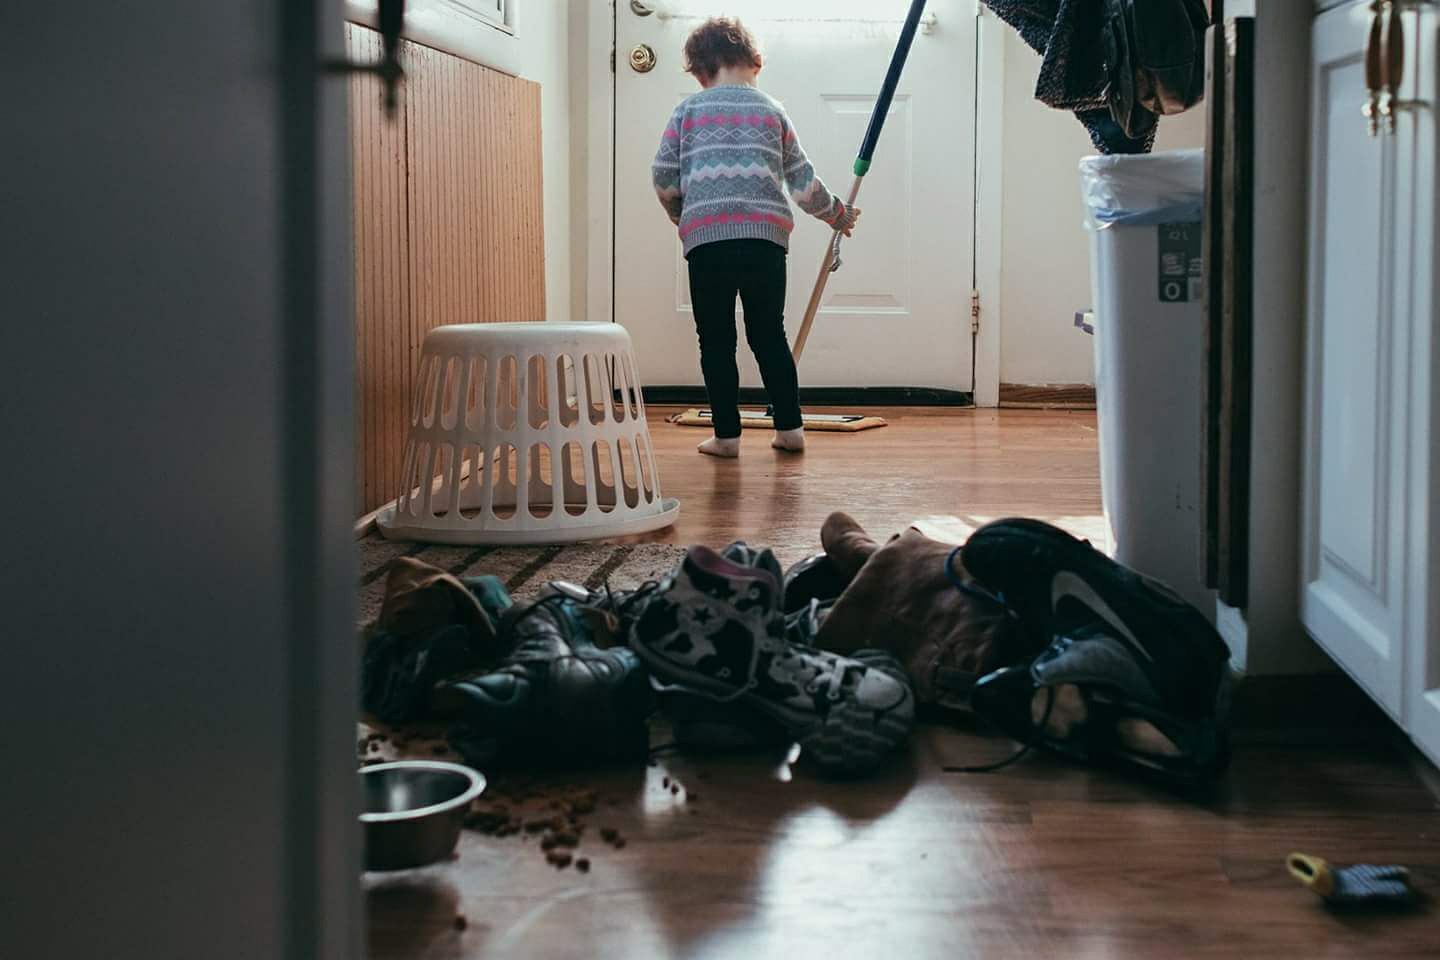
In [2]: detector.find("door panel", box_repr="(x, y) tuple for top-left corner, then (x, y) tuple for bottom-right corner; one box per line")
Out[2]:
(614, 1), (976, 390)
(1302, 2), (1409, 717)
(1403, 6), (1440, 767)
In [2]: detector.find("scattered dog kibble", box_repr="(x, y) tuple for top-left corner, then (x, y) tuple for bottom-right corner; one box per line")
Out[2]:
(453, 914), (468, 932)
(546, 851), (573, 869)
(670, 784), (679, 796)
(600, 827), (619, 844)
(576, 858), (591, 873)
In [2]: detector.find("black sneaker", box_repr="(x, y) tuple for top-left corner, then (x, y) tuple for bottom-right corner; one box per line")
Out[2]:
(960, 518), (1230, 721)
(781, 552), (851, 614)
(970, 621), (1232, 786)
(630, 545), (915, 777)
(433, 585), (653, 770)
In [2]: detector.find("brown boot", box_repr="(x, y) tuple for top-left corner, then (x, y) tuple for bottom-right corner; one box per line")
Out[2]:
(819, 511), (884, 581)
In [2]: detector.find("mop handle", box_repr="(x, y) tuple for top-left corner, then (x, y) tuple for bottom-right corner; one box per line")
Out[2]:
(791, 0), (929, 365)
(792, 175), (862, 363)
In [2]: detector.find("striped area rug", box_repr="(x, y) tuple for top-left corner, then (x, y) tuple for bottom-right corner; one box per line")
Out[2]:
(356, 533), (688, 625)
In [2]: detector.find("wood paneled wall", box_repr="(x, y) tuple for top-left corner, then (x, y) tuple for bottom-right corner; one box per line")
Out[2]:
(349, 24), (546, 515)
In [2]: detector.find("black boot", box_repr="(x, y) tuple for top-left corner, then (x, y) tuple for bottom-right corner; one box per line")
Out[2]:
(434, 585), (653, 770)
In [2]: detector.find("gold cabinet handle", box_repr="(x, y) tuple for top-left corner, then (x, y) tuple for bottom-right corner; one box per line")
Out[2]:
(1364, 0), (1386, 136)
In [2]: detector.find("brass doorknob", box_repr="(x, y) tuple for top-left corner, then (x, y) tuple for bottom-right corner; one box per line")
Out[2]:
(629, 43), (657, 73)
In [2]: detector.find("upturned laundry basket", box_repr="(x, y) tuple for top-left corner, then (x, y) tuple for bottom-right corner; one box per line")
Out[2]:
(377, 322), (680, 544)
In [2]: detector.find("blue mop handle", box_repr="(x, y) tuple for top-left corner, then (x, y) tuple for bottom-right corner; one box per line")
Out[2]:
(853, 0), (929, 177)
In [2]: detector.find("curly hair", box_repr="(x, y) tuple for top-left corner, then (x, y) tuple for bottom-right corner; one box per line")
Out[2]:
(682, 16), (762, 80)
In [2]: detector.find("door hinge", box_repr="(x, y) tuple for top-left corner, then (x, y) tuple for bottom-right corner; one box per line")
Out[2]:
(970, 290), (981, 334)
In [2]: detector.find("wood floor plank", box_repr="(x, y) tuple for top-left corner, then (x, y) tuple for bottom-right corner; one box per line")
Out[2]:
(365, 409), (1438, 958)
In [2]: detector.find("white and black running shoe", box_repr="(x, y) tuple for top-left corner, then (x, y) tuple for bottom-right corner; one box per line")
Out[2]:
(630, 544), (915, 777)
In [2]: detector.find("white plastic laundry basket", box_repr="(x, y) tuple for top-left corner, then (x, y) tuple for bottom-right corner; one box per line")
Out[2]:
(377, 322), (680, 544)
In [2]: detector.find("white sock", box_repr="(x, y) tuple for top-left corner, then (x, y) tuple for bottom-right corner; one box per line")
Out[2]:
(698, 435), (740, 458)
(772, 427), (805, 452)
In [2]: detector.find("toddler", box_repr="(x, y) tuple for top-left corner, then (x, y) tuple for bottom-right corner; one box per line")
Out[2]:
(651, 17), (860, 458)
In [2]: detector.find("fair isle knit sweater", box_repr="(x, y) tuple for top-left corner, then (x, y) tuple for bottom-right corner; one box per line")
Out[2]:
(651, 85), (850, 256)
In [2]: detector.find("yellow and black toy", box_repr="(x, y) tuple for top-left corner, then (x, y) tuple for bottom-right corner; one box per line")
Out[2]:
(1287, 853), (1415, 906)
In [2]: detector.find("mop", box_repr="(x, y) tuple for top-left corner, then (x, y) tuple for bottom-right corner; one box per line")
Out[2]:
(673, 0), (929, 434)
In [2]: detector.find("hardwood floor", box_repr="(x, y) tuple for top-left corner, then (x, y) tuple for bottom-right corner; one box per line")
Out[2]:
(365, 409), (1440, 958)
(623, 407), (1107, 561)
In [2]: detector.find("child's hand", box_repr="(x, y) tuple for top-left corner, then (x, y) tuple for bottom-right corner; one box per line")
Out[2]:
(833, 203), (862, 237)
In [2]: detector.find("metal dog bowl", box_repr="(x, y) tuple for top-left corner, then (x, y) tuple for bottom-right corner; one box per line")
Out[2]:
(361, 760), (486, 871)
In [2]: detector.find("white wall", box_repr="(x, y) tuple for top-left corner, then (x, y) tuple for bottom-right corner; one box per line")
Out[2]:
(996, 30), (1208, 386)
(514, 0), (574, 320)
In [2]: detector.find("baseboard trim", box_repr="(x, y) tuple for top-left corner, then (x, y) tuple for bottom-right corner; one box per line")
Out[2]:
(641, 386), (974, 407)
(1230, 672), (1393, 743)
(355, 504), (385, 540)
(998, 382), (1096, 409)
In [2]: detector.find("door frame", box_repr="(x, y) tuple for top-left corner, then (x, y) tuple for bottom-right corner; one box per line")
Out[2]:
(586, 0), (1004, 406)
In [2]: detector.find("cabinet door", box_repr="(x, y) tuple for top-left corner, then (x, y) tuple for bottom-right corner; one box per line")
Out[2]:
(1402, 5), (1440, 766)
(1301, 1), (1410, 717)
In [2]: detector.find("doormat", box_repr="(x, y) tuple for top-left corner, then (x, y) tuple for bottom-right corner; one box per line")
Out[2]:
(668, 408), (888, 432)
(357, 531), (687, 625)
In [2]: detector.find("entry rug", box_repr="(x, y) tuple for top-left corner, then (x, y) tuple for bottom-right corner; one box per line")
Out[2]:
(356, 531), (687, 625)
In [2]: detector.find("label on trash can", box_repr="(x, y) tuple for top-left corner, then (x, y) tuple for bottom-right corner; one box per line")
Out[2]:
(1157, 223), (1202, 303)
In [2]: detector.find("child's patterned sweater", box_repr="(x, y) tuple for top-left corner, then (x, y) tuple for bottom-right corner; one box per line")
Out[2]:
(651, 84), (852, 256)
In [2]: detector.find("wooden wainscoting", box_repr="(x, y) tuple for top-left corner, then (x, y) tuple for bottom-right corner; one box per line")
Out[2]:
(349, 24), (546, 515)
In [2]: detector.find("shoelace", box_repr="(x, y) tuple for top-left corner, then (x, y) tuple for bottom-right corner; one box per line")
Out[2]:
(780, 641), (846, 701)
(944, 684), (1058, 774)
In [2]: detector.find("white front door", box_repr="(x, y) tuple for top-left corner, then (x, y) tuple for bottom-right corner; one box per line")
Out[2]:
(613, 0), (977, 391)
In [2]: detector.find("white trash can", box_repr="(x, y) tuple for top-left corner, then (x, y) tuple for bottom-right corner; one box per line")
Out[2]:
(1080, 149), (1214, 617)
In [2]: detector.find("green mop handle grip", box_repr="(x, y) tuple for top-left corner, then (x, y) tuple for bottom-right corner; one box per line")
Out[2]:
(853, 0), (929, 177)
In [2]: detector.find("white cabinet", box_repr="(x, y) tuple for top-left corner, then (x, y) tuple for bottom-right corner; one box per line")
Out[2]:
(1304, 1), (1440, 763)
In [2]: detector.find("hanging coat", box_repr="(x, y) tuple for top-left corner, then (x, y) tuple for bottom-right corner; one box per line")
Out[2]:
(983, 0), (1209, 155)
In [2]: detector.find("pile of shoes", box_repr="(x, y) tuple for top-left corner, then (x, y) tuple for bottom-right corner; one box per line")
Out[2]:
(778, 512), (1234, 788)
(359, 512), (1233, 789)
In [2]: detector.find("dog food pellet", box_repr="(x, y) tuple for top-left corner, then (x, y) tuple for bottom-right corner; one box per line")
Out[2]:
(600, 827), (619, 843)
(546, 851), (573, 869)
(670, 784), (679, 795)
(576, 858), (591, 873)
(453, 915), (468, 931)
